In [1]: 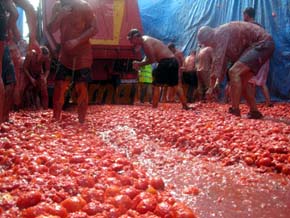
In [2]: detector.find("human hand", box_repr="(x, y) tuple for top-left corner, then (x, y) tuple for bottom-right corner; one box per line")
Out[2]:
(64, 39), (79, 51)
(132, 61), (140, 71)
(30, 78), (37, 87)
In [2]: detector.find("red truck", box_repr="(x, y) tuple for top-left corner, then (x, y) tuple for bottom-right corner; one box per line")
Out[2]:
(42, 0), (143, 104)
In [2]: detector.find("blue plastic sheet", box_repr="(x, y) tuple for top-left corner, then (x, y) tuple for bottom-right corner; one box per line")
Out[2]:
(138, 0), (290, 100)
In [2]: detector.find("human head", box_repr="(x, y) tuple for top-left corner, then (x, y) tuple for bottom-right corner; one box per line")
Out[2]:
(127, 28), (142, 40)
(127, 29), (143, 48)
(197, 26), (215, 47)
(41, 46), (49, 56)
(243, 7), (255, 21)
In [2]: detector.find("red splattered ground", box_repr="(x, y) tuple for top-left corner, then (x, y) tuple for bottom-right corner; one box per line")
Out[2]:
(0, 102), (289, 217)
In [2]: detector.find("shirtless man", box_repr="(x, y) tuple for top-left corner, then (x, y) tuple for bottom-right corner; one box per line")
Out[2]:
(23, 46), (50, 109)
(0, 0), (40, 123)
(48, 0), (97, 123)
(198, 22), (274, 119)
(127, 29), (189, 109)
(196, 46), (213, 101)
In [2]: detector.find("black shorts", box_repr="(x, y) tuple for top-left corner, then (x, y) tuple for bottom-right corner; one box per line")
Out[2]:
(239, 40), (275, 75)
(183, 71), (198, 87)
(153, 58), (179, 86)
(2, 46), (16, 85)
(55, 63), (91, 83)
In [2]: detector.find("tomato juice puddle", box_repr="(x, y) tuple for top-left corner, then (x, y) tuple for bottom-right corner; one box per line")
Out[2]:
(99, 124), (290, 218)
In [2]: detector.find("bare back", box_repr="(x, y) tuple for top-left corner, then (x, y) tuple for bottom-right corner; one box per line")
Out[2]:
(142, 36), (175, 63)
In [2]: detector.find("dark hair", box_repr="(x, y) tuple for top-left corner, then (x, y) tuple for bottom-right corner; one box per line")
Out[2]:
(168, 43), (176, 50)
(41, 46), (49, 55)
(127, 29), (141, 39)
(243, 7), (255, 18)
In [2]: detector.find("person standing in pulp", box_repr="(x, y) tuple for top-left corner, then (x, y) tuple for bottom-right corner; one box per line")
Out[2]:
(0, 0), (40, 123)
(48, 0), (98, 123)
(127, 29), (190, 110)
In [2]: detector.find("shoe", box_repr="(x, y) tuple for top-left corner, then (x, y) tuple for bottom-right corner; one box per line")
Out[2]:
(267, 103), (274, 107)
(228, 107), (241, 116)
(247, 110), (263, 119)
(182, 104), (192, 110)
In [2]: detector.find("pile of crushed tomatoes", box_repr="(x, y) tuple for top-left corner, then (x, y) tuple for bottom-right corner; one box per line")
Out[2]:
(0, 102), (289, 217)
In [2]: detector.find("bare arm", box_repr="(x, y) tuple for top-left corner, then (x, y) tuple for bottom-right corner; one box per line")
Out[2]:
(43, 57), (51, 79)
(135, 40), (156, 68)
(12, 0), (40, 54)
(13, 0), (37, 42)
(23, 54), (36, 86)
(5, 0), (21, 41)
(68, 3), (98, 48)
(74, 15), (97, 46)
(47, 1), (65, 34)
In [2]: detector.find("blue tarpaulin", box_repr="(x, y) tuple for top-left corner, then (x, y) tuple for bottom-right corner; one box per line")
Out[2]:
(138, 0), (290, 100)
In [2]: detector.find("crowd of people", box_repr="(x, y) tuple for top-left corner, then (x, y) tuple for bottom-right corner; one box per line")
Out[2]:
(129, 6), (275, 119)
(0, 1), (275, 124)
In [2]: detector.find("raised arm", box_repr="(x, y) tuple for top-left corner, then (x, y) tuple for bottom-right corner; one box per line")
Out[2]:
(13, 0), (40, 53)
(48, 1), (65, 34)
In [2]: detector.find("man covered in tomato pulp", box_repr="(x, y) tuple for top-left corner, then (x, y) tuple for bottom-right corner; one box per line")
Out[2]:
(197, 21), (274, 119)
(48, 0), (98, 123)
(23, 46), (50, 109)
(127, 29), (190, 110)
(0, 0), (40, 123)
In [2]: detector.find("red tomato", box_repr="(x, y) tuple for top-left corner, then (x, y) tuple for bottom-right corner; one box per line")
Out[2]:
(282, 165), (290, 175)
(76, 176), (95, 188)
(69, 155), (85, 164)
(17, 191), (42, 209)
(112, 194), (132, 213)
(134, 179), (149, 190)
(60, 196), (87, 213)
(104, 185), (121, 200)
(119, 175), (133, 186)
(244, 156), (254, 166)
(21, 204), (46, 218)
(257, 157), (273, 167)
(150, 177), (165, 190)
(172, 202), (197, 218)
(81, 188), (104, 203)
(183, 186), (199, 195)
(135, 197), (157, 214)
(46, 204), (68, 218)
(82, 202), (103, 216)
(154, 202), (174, 217)
(132, 192), (154, 210)
(120, 186), (141, 200)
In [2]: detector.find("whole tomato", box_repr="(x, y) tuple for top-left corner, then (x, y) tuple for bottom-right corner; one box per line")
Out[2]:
(154, 201), (174, 218)
(46, 204), (68, 218)
(172, 202), (197, 218)
(135, 197), (157, 214)
(120, 186), (141, 200)
(82, 202), (103, 216)
(61, 196), (87, 213)
(17, 191), (42, 209)
(150, 177), (165, 190)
